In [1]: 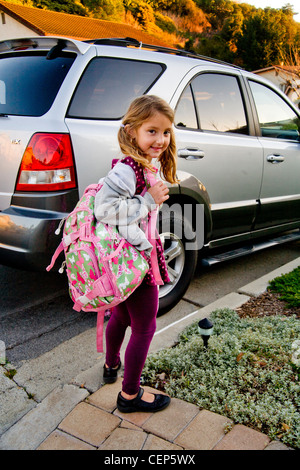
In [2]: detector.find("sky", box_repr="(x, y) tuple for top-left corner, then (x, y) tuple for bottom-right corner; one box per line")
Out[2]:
(242, 1), (300, 22)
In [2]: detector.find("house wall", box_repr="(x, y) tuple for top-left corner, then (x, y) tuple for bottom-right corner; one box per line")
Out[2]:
(256, 70), (286, 91)
(255, 69), (300, 105)
(0, 11), (37, 40)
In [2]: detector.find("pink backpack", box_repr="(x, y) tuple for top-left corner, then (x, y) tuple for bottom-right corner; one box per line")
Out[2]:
(46, 167), (162, 352)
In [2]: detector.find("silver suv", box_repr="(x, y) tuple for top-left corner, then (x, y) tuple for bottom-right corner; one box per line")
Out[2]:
(0, 36), (300, 313)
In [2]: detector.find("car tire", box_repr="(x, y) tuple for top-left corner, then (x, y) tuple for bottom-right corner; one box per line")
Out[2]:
(158, 205), (198, 315)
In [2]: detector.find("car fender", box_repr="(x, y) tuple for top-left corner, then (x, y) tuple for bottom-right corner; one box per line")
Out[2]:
(168, 170), (212, 246)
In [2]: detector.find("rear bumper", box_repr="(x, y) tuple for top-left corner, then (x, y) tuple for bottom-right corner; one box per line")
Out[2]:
(0, 206), (67, 271)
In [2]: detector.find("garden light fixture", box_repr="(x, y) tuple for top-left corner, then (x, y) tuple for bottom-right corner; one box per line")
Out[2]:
(198, 317), (214, 349)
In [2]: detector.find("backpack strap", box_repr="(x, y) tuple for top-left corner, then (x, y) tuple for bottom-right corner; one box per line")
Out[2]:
(145, 208), (164, 285)
(143, 167), (164, 285)
(83, 183), (103, 194)
(46, 241), (64, 271)
(96, 311), (105, 352)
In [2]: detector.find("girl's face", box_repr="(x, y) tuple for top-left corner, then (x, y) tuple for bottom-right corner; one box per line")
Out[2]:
(131, 112), (172, 163)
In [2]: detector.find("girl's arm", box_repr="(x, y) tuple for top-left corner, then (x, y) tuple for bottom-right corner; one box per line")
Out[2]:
(94, 162), (156, 253)
(94, 162), (156, 226)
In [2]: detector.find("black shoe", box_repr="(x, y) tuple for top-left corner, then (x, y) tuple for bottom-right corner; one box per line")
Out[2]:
(117, 387), (171, 413)
(103, 361), (121, 384)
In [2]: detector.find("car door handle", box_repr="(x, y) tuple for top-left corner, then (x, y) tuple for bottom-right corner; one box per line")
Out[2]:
(267, 155), (285, 163)
(178, 148), (205, 160)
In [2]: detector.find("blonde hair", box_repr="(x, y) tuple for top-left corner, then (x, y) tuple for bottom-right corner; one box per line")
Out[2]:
(118, 95), (178, 184)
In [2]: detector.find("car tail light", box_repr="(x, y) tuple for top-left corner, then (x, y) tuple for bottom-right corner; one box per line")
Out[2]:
(16, 133), (76, 191)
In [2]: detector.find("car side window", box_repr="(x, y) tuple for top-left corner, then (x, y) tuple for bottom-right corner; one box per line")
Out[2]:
(176, 73), (248, 134)
(193, 73), (248, 134)
(67, 57), (164, 120)
(249, 80), (300, 141)
(175, 84), (198, 129)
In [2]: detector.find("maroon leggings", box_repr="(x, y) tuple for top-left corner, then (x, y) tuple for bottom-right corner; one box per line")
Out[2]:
(105, 280), (159, 395)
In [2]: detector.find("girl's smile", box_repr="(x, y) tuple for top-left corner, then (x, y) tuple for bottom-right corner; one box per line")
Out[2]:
(132, 112), (172, 163)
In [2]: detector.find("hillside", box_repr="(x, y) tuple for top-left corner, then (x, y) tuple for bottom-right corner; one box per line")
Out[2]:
(5, 0), (300, 71)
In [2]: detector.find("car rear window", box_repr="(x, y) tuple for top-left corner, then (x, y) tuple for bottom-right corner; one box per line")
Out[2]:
(67, 57), (165, 120)
(0, 52), (75, 116)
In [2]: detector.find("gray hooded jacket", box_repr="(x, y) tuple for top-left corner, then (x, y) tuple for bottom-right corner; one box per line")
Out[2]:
(94, 161), (157, 254)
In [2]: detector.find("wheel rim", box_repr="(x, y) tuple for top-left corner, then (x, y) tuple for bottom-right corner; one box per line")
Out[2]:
(159, 232), (185, 299)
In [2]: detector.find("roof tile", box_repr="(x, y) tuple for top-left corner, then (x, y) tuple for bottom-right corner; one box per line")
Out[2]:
(0, 1), (170, 46)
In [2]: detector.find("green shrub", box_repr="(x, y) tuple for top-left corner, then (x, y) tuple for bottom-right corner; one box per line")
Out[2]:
(268, 267), (300, 308)
(142, 308), (300, 448)
(154, 12), (177, 33)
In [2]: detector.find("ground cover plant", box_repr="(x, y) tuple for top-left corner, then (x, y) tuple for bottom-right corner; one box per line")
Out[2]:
(269, 266), (300, 309)
(142, 268), (300, 449)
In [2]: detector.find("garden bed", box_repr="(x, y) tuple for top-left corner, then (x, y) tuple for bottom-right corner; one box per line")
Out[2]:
(142, 267), (300, 449)
(236, 291), (299, 319)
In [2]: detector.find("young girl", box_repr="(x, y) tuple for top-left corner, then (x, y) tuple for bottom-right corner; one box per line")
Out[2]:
(94, 95), (178, 413)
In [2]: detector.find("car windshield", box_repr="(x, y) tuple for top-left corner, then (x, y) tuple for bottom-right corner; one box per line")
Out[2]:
(0, 52), (75, 116)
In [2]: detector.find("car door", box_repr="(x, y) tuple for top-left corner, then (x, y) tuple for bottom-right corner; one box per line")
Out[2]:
(171, 67), (264, 244)
(247, 78), (300, 230)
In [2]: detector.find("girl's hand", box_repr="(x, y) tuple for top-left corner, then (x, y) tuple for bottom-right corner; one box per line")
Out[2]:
(148, 181), (169, 205)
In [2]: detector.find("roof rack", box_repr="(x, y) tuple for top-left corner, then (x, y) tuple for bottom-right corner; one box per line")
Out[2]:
(84, 37), (241, 69)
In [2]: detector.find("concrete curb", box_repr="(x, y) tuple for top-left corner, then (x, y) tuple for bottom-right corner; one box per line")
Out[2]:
(238, 257), (300, 297)
(1, 256), (299, 450)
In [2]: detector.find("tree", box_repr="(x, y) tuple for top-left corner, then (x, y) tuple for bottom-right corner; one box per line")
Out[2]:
(81, 0), (124, 20)
(194, 0), (234, 30)
(123, 0), (155, 28)
(235, 7), (300, 70)
(32, 0), (88, 16)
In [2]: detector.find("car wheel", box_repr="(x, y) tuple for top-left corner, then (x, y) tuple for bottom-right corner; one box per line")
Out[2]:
(158, 206), (198, 315)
